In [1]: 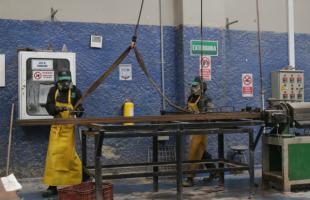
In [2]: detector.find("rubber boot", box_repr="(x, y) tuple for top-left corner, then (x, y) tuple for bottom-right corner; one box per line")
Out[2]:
(182, 177), (194, 187)
(83, 168), (92, 182)
(42, 186), (58, 198)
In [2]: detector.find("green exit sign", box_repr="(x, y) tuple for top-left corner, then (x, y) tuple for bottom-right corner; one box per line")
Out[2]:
(190, 40), (218, 56)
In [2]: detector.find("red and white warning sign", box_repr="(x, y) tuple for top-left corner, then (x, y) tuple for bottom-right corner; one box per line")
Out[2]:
(199, 56), (211, 81)
(242, 73), (253, 97)
(32, 71), (55, 81)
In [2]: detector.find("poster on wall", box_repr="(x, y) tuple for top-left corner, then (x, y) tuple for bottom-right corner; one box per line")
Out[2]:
(199, 56), (211, 81)
(119, 64), (132, 80)
(242, 73), (253, 97)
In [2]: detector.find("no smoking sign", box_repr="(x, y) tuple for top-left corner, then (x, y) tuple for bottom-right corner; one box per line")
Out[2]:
(242, 73), (253, 97)
(200, 56), (211, 81)
(243, 74), (252, 85)
(33, 71), (42, 80)
(32, 71), (54, 81)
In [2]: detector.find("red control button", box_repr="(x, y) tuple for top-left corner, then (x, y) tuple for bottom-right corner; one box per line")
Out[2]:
(290, 74), (294, 83)
(297, 74), (302, 82)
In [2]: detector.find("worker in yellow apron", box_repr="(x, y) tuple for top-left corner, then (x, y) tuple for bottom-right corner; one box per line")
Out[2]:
(183, 76), (214, 187)
(43, 70), (84, 197)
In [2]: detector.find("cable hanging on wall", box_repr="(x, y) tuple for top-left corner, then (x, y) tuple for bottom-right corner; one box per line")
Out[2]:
(74, 0), (189, 113)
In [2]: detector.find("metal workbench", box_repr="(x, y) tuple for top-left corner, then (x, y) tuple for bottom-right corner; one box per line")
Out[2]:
(81, 120), (263, 200)
(17, 113), (263, 199)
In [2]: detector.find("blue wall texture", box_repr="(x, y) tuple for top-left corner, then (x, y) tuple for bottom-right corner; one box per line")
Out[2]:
(0, 19), (309, 178)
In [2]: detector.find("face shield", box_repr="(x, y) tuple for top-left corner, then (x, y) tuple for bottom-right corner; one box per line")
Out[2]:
(57, 71), (72, 91)
(191, 84), (201, 95)
(57, 80), (72, 91)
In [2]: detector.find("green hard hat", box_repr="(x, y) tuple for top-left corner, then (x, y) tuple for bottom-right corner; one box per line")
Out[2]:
(191, 76), (202, 86)
(58, 70), (72, 81)
(191, 76), (207, 92)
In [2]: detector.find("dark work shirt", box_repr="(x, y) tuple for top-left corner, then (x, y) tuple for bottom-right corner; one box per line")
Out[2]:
(45, 85), (84, 117)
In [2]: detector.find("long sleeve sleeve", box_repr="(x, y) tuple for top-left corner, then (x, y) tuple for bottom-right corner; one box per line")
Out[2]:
(45, 86), (58, 116)
(73, 87), (84, 117)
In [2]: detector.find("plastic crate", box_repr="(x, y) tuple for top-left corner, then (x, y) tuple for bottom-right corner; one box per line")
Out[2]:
(58, 182), (113, 200)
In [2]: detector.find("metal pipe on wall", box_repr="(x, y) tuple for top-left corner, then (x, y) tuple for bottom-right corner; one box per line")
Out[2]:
(256, 0), (265, 110)
(6, 104), (14, 175)
(200, 0), (204, 96)
(159, 0), (166, 111)
(287, 0), (295, 69)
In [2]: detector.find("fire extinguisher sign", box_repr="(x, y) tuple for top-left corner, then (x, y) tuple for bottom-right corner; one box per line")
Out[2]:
(242, 73), (253, 97)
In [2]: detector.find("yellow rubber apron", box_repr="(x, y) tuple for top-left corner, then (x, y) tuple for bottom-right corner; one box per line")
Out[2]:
(43, 89), (82, 186)
(187, 95), (208, 176)
(187, 96), (200, 113)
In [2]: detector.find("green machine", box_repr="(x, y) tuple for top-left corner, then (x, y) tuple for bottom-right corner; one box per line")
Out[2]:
(262, 68), (310, 191)
(263, 101), (310, 191)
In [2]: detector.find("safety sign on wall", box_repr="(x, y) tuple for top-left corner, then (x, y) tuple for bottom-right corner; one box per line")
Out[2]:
(32, 59), (53, 70)
(199, 56), (211, 81)
(32, 71), (54, 81)
(191, 40), (218, 56)
(242, 73), (253, 97)
(119, 64), (132, 81)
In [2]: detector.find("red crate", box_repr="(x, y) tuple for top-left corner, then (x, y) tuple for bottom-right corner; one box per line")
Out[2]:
(58, 182), (113, 200)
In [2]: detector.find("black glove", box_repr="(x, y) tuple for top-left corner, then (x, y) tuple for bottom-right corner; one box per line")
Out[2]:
(74, 105), (84, 118)
(55, 106), (67, 113)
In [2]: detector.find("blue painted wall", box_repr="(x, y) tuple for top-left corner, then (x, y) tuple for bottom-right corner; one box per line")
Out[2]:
(0, 19), (309, 178)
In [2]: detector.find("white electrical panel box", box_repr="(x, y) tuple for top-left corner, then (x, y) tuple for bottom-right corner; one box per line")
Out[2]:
(0, 54), (5, 87)
(90, 35), (102, 48)
(18, 51), (76, 120)
(271, 70), (304, 102)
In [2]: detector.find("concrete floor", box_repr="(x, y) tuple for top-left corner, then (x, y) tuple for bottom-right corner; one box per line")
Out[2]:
(12, 169), (310, 200)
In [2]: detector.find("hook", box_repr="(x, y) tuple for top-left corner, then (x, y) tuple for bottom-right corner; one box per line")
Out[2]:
(50, 7), (58, 22)
(226, 18), (239, 30)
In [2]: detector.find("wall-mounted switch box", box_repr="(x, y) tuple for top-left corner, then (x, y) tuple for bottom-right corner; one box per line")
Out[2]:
(90, 35), (102, 48)
(271, 69), (304, 102)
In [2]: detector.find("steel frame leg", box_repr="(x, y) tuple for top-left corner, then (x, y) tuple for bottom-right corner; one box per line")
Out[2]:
(82, 131), (87, 181)
(249, 129), (255, 198)
(218, 132), (224, 185)
(176, 130), (183, 200)
(95, 133), (104, 200)
(153, 135), (159, 192)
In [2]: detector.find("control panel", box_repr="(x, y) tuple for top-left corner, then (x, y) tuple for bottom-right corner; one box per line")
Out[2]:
(271, 70), (304, 102)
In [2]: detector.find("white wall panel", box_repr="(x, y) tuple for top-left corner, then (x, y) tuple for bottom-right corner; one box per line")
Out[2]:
(0, 0), (176, 26)
(0, 0), (309, 33)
